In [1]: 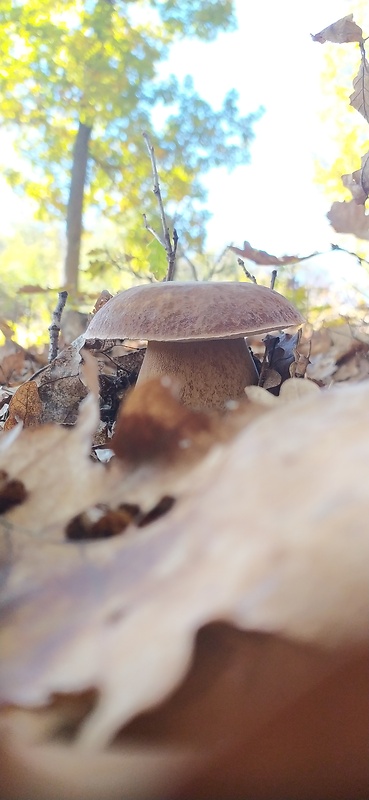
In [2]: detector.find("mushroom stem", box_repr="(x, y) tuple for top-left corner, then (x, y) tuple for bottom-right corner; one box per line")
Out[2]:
(136, 339), (258, 410)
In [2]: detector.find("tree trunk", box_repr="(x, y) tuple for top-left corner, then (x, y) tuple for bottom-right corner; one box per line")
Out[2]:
(63, 121), (92, 292)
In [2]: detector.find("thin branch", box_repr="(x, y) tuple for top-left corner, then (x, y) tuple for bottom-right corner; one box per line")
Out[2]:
(48, 291), (68, 362)
(143, 213), (165, 248)
(270, 269), (278, 290)
(104, 247), (156, 283)
(237, 257), (257, 284)
(142, 131), (178, 281)
(331, 243), (369, 269)
(257, 346), (269, 387)
(177, 248), (199, 281)
(172, 227), (179, 262)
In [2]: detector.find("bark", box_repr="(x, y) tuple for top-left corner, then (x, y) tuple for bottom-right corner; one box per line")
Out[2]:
(63, 121), (92, 292)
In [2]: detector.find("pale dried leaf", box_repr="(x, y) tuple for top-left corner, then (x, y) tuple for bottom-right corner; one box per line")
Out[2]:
(341, 167), (367, 204)
(80, 348), (100, 402)
(306, 353), (338, 382)
(246, 378), (319, 406)
(327, 199), (369, 239)
(350, 54), (369, 123)
(0, 381), (368, 751)
(311, 14), (363, 44)
(229, 241), (316, 267)
(334, 355), (369, 382)
(0, 390), (105, 537)
(244, 385), (278, 407)
(36, 334), (88, 425)
(289, 351), (310, 378)
(329, 324), (356, 350)
(124, 626), (368, 800)
(1, 631), (367, 800)
(278, 377), (320, 402)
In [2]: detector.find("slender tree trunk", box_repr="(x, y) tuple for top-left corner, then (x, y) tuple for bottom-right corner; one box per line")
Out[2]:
(63, 121), (92, 292)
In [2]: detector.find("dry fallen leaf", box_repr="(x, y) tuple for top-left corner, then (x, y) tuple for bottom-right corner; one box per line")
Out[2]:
(228, 240), (316, 267)
(327, 199), (369, 239)
(341, 155), (369, 205)
(262, 331), (301, 386)
(350, 53), (369, 123)
(4, 380), (42, 431)
(0, 391), (104, 538)
(304, 323), (369, 385)
(123, 624), (368, 800)
(91, 289), (114, 316)
(246, 376), (320, 407)
(0, 350), (26, 387)
(0, 379), (368, 757)
(311, 14), (363, 44)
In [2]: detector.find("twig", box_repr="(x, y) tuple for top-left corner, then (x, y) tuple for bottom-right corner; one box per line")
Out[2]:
(48, 291), (68, 362)
(104, 247), (156, 283)
(331, 243), (369, 269)
(237, 257), (257, 284)
(142, 131), (178, 281)
(178, 250), (199, 281)
(270, 269), (278, 290)
(257, 347), (269, 387)
(143, 213), (165, 248)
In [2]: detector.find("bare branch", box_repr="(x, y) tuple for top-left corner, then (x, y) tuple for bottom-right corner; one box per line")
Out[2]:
(143, 213), (165, 247)
(177, 249), (199, 281)
(48, 291), (68, 362)
(104, 247), (156, 283)
(331, 243), (369, 268)
(142, 131), (178, 281)
(270, 269), (278, 290)
(237, 257), (257, 284)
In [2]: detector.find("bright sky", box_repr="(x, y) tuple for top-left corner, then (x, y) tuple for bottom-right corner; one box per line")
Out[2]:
(0, 0), (368, 298)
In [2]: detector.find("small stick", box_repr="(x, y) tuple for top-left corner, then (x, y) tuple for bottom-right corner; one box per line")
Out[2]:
(142, 131), (178, 281)
(270, 269), (278, 290)
(48, 291), (68, 362)
(237, 257), (257, 284)
(142, 213), (165, 248)
(257, 347), (269, 387)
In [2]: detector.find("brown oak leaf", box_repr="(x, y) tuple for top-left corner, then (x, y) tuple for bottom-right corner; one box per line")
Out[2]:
(4, 381), (42, 430)
(311, 14), (363, 44)
(350, 54), (369, 123)
(229, 240), (316, 267)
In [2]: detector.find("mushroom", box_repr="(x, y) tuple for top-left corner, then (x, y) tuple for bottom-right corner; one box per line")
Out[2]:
(86, 282), (304, 410)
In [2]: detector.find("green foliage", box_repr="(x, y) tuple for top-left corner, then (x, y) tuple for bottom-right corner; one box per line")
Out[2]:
(0, 0), (262, 275)
(0, 223), (63, 345)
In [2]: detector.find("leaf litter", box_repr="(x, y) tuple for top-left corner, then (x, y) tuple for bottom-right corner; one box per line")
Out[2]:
(0, 339), (367, 798)
(0, 310), (368, 796)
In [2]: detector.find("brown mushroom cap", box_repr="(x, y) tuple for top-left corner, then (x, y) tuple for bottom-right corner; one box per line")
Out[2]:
(86, 282), (304, 342)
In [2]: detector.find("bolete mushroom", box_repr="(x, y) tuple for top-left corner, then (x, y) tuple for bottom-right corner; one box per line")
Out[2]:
(86, 282), (304, 409)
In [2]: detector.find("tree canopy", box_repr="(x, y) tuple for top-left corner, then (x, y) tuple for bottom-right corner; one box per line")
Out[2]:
(0, 0), (261, 290)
